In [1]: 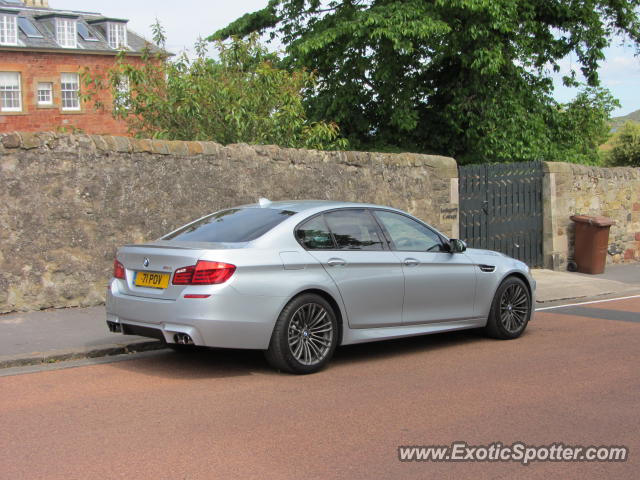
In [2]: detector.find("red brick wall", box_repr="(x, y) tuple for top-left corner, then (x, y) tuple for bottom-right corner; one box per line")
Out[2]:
(0, 51), (145, 135)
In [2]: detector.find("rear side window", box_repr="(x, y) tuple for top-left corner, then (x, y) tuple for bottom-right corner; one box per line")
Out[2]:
(164, 208), (295, 243)
(296, 215), (335, 249)
(324, 210), (385, 250)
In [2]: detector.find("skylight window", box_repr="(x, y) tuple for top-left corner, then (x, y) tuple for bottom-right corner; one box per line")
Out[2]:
(18, 16), (43, 38)
(77, 22), (98, 42)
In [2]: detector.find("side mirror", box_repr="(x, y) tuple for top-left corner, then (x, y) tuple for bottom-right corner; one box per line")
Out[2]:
(449, 239), (467, 253)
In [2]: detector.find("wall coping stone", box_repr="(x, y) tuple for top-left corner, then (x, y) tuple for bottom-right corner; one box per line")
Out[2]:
(0, 132), (458, 177)
(544, 161), (640, 178)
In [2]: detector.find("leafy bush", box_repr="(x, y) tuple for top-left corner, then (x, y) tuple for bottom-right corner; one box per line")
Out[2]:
(82, 24), (346, 150)
(608, 122), (640, 167)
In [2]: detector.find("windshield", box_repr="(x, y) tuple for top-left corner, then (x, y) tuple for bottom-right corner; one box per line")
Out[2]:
(163, 208), (296, 243)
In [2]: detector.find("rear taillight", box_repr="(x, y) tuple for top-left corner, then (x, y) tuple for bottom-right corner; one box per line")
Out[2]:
(173, 265), (195, 284)
(113, 259), (125, 279)
(172, 261), (236, 285)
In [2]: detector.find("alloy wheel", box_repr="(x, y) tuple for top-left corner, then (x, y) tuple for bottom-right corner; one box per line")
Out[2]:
(499, 283), (529, 333)
(288, 303), (334, 366)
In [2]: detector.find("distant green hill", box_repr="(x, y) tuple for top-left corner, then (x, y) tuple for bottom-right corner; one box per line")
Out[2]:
(610, 109), (640, 130)
(599, 109), (640, 152)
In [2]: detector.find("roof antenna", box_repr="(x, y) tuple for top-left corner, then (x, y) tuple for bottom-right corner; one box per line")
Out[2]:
(258, 197), (272, 208)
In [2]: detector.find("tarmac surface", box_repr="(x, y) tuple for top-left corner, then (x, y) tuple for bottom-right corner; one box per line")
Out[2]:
(0, 296), (638, 479)
(0, 263), (638, 368)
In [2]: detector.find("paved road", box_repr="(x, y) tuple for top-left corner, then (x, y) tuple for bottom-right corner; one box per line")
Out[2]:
(1, 298), (638, 479)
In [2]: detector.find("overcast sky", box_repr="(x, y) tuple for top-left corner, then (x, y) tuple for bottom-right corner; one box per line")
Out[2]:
(58, 0), (639, 116)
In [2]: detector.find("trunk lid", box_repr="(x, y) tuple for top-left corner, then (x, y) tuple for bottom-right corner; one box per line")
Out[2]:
(116, 241), (246, 300)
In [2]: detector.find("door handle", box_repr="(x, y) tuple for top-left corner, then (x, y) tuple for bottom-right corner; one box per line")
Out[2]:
(327, 258), (346, 267)
(403, 258), (420, 267)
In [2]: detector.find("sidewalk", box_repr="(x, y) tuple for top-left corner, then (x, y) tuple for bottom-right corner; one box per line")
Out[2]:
(533, 263), (640, 304)
(1, 263), (638, 368)
(0, 307), (163, 368)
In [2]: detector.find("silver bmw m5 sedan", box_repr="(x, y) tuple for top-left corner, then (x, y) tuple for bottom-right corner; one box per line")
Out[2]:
(106, 200), (535, 374)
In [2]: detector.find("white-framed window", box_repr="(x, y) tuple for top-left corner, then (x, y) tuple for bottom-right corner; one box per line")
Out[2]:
(56, 18), (77, 48)
(37, 82), (53, 105)
(60, 72), (80, 111)
(0, 14), (18, 46)
(0, 72), (21, 112)
(107, 22), (127, 49)
(114, 75), (130, 109)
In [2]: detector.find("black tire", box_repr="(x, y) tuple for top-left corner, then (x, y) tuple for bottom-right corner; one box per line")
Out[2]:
(485, 276), (532, 339)
(265, 293), (338, 374)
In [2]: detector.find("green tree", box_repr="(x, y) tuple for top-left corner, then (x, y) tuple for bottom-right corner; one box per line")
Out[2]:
(83, 23), (345, 150)
(608, 122), (640, 166)
(552, 87), (619, 165)
(212, 0), (639, 163)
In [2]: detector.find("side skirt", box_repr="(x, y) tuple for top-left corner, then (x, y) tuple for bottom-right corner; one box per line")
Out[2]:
(340, 317), (487, 346)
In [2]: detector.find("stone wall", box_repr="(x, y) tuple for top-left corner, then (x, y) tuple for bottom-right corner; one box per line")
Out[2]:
(543, 162), (640, 270)
(0, 132), (459, 313)
(2, 132), (638, 314)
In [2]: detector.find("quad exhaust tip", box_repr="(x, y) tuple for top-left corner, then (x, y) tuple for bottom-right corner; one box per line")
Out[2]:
(174, 333), (194, 345)
(107, 321), (122, 333)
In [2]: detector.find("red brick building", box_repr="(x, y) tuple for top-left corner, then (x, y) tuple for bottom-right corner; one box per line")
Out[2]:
(0, 0), (157, 135)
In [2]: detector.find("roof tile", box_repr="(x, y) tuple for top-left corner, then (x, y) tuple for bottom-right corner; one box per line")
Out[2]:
(0, 1), (163, 55)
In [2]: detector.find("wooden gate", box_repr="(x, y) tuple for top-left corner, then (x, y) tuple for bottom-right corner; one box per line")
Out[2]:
(458, 162), (544, 267)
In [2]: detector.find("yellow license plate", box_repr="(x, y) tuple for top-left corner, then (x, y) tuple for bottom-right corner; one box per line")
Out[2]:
(135, 271), (170, 289)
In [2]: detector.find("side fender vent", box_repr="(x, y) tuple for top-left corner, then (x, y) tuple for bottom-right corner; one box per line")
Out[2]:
(479, 264), (496, 273)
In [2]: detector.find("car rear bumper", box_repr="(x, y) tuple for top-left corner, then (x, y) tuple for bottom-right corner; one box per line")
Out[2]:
(106, 281), (286, 350)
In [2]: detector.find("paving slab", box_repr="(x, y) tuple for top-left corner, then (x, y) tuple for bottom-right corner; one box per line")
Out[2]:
(0, 306), (164, 368)
(532, 263), (640, 304)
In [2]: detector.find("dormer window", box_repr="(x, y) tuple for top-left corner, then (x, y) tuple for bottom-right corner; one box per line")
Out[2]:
(107, 22), (127, 49)
(0, 13), (18, 46)
(56, 17), (76, 48)
(87, 17), (129, 50)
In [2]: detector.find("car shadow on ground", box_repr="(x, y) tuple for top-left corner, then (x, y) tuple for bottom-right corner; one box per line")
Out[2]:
(106, 327), (510, 380)
(107, 347), (272, 379)
(332, 329), (484, 366)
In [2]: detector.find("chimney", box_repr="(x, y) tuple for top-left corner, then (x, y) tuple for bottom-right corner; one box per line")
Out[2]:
(24, 0), (50, 7)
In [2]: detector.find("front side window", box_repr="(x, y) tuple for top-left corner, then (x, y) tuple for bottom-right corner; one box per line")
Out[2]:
(0, 14), (17, 45)
(56, 18), (77, 48)
(37, 82), (53, 105)
(324, 210), (385, 251)
(296, 215), (335, 250)
(164, 208), (296, 243)
(0, 72), (21, 112)
(108, 22), (127, 49)
(60, 73), (80, 111)
(373, 210), (444, 252)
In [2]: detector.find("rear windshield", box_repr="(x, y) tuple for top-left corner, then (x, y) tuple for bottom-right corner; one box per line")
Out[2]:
(163, 208), (296, 243)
